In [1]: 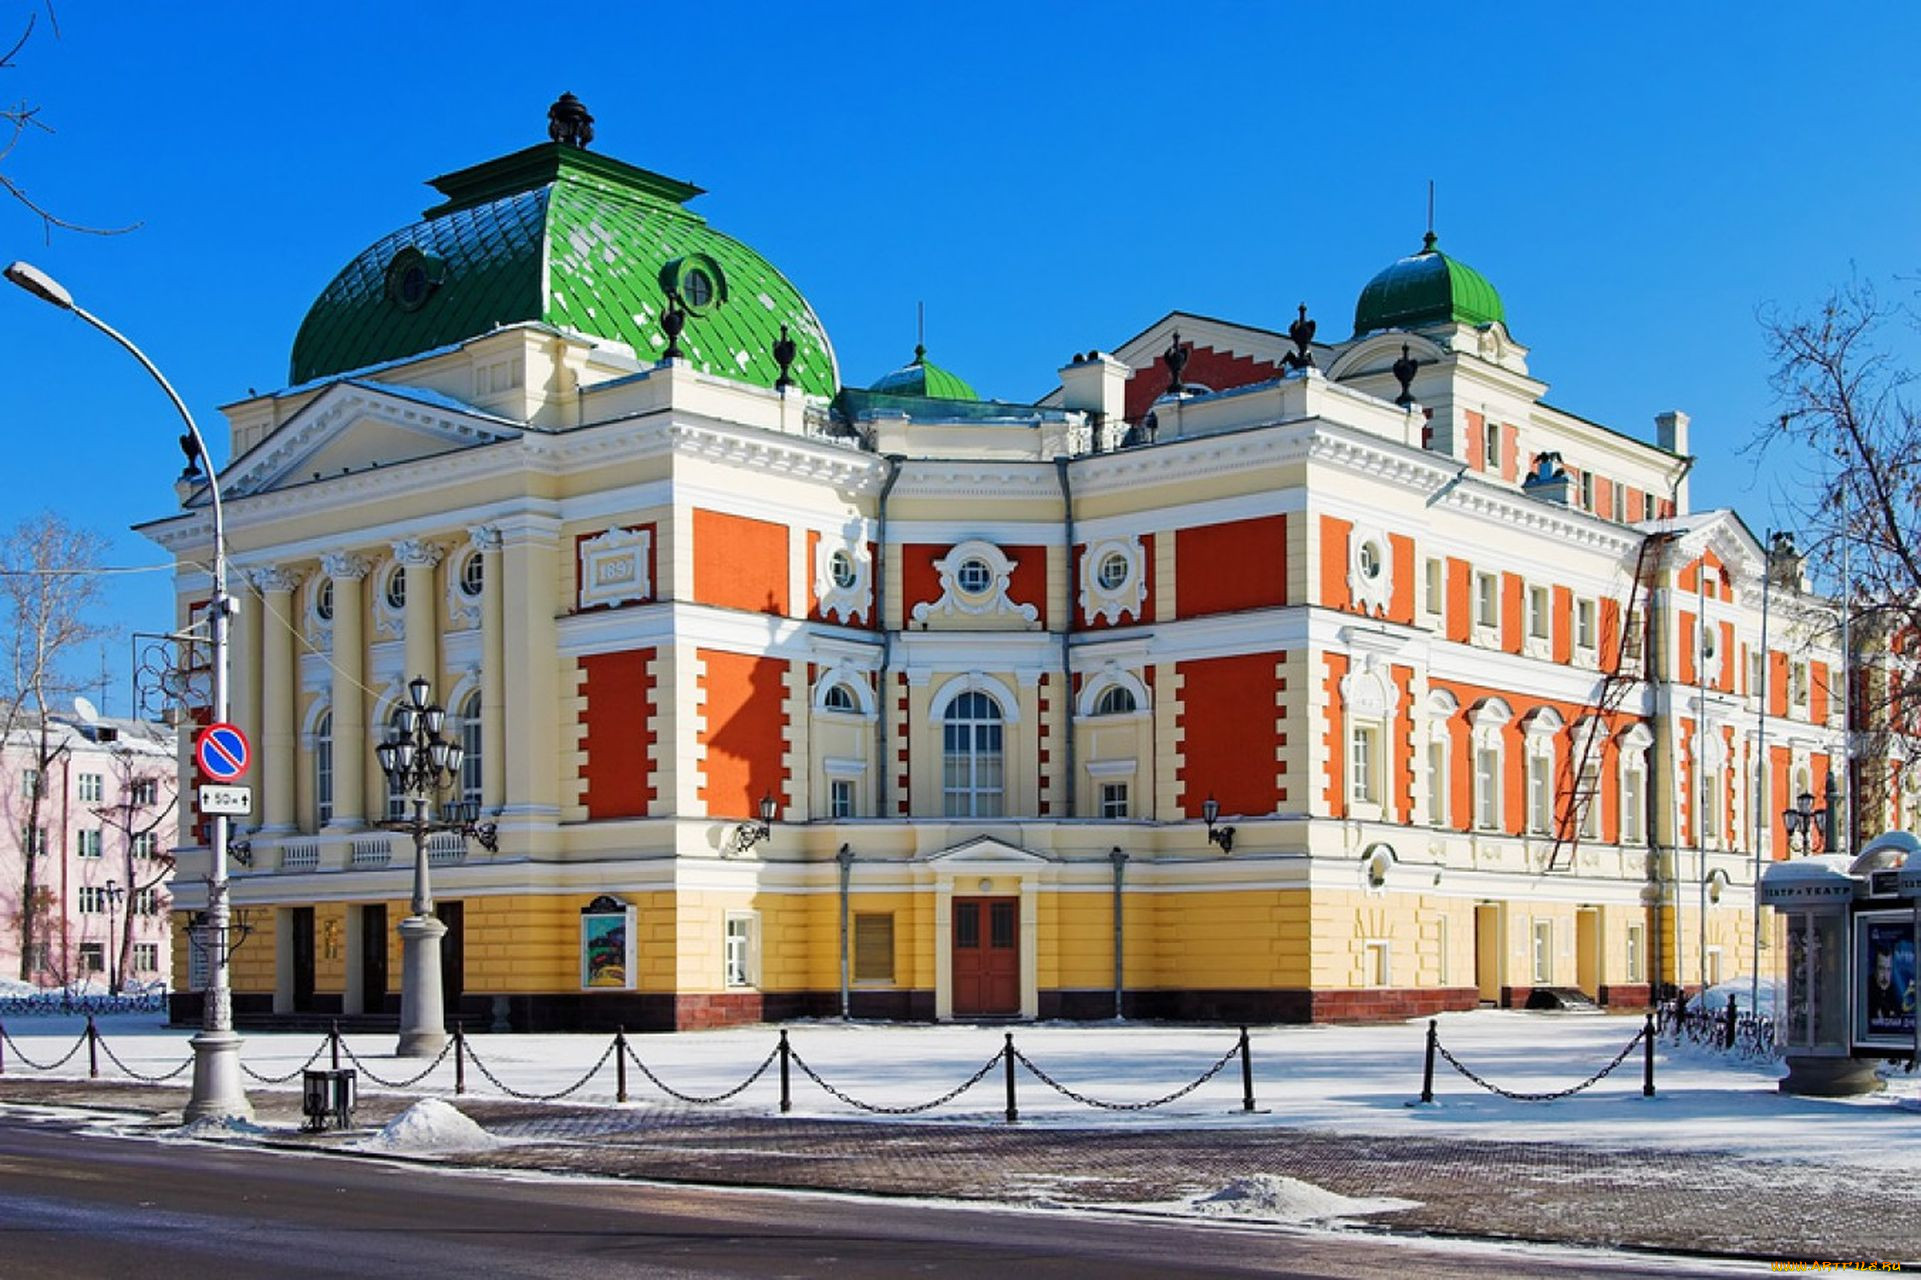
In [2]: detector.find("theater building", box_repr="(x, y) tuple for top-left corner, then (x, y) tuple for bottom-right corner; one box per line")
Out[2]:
(144, 104), (1849, 1029)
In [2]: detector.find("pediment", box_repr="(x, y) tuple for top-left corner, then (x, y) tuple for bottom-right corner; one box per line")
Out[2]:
(222, 381), (521, 499)
(925, 836), (1050, 866)
(1665, 509), (1764, 582)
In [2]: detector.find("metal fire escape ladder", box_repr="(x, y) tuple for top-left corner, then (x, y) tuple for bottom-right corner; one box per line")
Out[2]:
(1548, 532), (1673, 872)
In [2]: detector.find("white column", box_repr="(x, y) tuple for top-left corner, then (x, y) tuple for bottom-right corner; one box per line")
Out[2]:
(469, 525), (505, 812)
(498, 517), (560, 824)
(252, 567), (302, 832)
(321, 552), (370, 828)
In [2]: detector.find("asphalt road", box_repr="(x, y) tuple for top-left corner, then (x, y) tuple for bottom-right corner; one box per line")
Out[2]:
(0, 1112), (1728, 1279)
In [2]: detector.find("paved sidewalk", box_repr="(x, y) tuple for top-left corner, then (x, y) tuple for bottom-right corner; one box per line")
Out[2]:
(3, 1076), (1912, 1269)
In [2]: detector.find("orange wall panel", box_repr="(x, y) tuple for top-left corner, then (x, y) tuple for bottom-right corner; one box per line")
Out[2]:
(1319, 515), (1353, 612)
(693, 510), (789, 616)
(1388, 534), (1415, 624)
(697, 650), (790, 819)
(1177, 652), (1282, 818)
(1811, 660), (1831, 724)
(579, 649), (657, 819)
(1445, 557), (1470, 643)
(1175, 516), (1288, 618)
(1551, 585), (1573, 664)
(1465, 410), (1485, 471)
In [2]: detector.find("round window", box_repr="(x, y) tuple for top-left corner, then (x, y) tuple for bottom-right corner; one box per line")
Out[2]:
(828, 548), (857, 590)
(1359, 542), (1382, 580)
(681, 267), (715, 310)
(460, 553), (484, 598)
(956, 558), (994, 595)
(1096, 552), (1130, 591)
(384, 248), (444, 312)
(315, 579), (334, 622)
(385, 568), (407, 611)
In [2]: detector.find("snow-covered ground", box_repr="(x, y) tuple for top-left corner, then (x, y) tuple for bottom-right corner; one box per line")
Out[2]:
(6, 1008), (1917, 1171)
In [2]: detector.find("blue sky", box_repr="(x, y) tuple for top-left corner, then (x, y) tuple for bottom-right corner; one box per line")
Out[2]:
(1, 3), (1917, 712)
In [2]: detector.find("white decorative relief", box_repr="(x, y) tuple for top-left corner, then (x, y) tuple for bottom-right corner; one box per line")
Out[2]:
(1347, 524), (1392, 616)
(1080, 536), (1146, 625)
(371, 558), (406, 639)
(911, 539), (1040, 630)
(1338, 654), (1399, 721)
(813, 537), (873, 625)
(578, 527), (654, 611)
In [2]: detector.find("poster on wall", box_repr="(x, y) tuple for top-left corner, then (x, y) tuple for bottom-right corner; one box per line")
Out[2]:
(580, 895), (636, 991)
(1854, 910), (1917, 1052)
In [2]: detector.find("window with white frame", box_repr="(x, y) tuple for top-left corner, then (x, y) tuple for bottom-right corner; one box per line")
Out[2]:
(1532, 921), (1554, 984)
(1350, 722), (1382, 807)
(1626, 924), (1645, 982)
(132, 942), (159, 972)
(1527, 585), (1550, 640)
(723, 913), (759, 988)
(76, 829), (101, 858)
(1790, 661), (1809, 706)
(384, 707), (411, 821)
(77, 772), (103, 803)
(1527, 753), (1552, 833)
(133, 831), (158, 858)
(1474, 745), (1501, 830)
(1579, 471), (1595, 511)
(1576, 599), (1596, 651)
(130, 778), (158, 806)
(1475, 573), (1499, 629)
(78, 886), (105, 914)
(22, 826), (45, 855)
(457, 690), (483, 807)
(1642, 492), (1656, 521)
(1747, 651), (1762, 697)
(135, 887), (159, 916)
(1610, 483), (1625, 523)
(315, 710), (334, 827)
(942, 691), (1004, 817)
(821, 682), (859, 713)
(1483, 419), (1501, 473)
(1618, 727), (1651, 845)
(1342, 667), (1395, 817)
(1364, 939), (1391, 987)
(1100, 782), (1130, 819)
(1092, 684), (1137, 716)
(1427, 738), (1449, 827)
(20, 768), (38, 799)
(829, 778), (856, 819)
(78, 942), (104, 974)
(1424, 557), (1444, 615)
(1578, 761), (1601, 839)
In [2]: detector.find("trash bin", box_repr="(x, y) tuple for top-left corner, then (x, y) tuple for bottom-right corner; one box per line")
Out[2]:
(301, 1068), (356, 1132)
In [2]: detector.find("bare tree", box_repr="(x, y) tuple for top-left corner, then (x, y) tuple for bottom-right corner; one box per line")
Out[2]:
(0, 5), (136, 238)
(0, 513), (107, 981)
(1759, 279), (1921, 836)
(92, 742), (174, 994)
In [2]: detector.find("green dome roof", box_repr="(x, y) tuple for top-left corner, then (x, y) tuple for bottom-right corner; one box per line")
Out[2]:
(1352, 233), (1506, 336)
(289, 141), (837, 396)
(868, 345), (979, 400)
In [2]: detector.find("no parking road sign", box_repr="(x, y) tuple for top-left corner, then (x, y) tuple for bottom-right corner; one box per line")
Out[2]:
(195, 722), (251, 782)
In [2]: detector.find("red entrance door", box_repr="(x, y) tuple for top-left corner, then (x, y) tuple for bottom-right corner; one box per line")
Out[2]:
(952, 897), (1020, 1016)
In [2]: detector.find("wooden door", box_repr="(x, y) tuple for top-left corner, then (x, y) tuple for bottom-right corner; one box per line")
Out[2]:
(952, 896), (1020, 1016)
(436, 900), (464, 1017)
(360, 903), (388, 1012)
(290, 907), (316, 1013)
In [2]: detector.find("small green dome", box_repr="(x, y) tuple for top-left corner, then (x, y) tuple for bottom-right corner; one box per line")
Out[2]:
(1353, 233), (1506, 336)
(290, 138), (837, 396)
(869, 345), (978, 400)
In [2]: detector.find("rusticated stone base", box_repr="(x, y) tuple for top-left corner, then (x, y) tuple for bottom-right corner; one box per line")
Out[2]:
(1597, 984), (1652, 1008)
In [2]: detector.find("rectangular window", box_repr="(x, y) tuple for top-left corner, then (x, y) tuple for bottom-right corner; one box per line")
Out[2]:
(1610, 483), (1625, 523)
(829, 778), (856, 820)
(853, 913), (895, 983)
(1576, 599), (1596, 651)
(1350, 724), (1380, 806)
(1527, 586), (1550, 639)
(1790, 662), (1809, 706)
(1701, 770), (1719, 841)
(723, 913), (758, 988)
(132, 941), (159, 972)
(1364, 940), (1390, 987)
(1532, 921), (1554, 984)
(134, 831), (158, 859)
(1621, 769), (1645, 844)
(1642, 492), (1656, 521)
(1578, 763), (1601, 839)
(77, 773), (103, 803)
(27, 941), (50, 973)
(1626, 924), (1645, 983)
(135, 887), (159, 917)
(1705, 947), (1724, 987)
(21, 826), (45, 855)
(1527, 754), (1551, 833)
(989, 900), (1017, 949)
(1427, 740), (1449, 826)
(1424, 557), (1444, 615)
(1100, 782), (1129, 819)
(1579, 471), (1595, 511)
(1484, 420), (1501, 474)
(131, 778), (159, 806)
(21, 768), (38, 799)
(1474, 573), (1499, 628)
(78, 942), (104, 974)
(76, 829), (102, 858)
(1475, 747), (1501, 830)
(1747, 651), (1762, 697)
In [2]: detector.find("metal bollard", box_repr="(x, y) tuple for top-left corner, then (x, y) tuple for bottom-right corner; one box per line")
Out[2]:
(1239, 1026), (1255, 1113)
(330, 1020), (341, 1072)
(454, 1023), (466, 1096)
(615, 1027), (629, 1104)
(86, 1015), (98, 1079)
(1003, 1032), (1018, 1124)
(778, 1030), (791, 1114)
(1643, 1013), (1656, 1097)
(1724, 994), (1738, 1051)
(1420, 1019), (1437, 1104)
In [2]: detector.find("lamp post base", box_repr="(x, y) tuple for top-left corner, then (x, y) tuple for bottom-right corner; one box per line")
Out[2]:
(396, 912), (448, 1058)
(183, 1028), (254, 1123)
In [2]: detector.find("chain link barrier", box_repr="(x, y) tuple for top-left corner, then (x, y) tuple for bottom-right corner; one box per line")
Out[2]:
(1011, 1039), (1243, 1111)
(1434, 1025), (1647, 1102)
(95, 1034), (195, 1084)
(462, 1038), (616, 1103)
(0, 1023), (90, 1072)
(238, 1036), (333, 1085)
(623, 1042), (777, 1106)
(788, 1044), (1005, 1115)
(336, 1037), (454, 1089)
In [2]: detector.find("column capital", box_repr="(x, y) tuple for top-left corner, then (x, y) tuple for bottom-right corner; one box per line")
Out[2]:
(320, 552), (372, 581)
(246, 566), (305, 594)
(467, 524), (503, 553)
(392, 538), (446, 568)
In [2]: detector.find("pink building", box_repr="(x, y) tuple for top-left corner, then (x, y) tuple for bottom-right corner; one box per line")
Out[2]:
(0, 709), (175, 992)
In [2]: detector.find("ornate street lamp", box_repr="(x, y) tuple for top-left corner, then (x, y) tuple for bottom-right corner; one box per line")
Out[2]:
(5, 259), (251, 1121)
(375, 674), (497, 1057)
(102, 879), (126, 995)
(1202, 794), (1236, 854)
(1781, 778), (1834, 857)
(729, 792), (778, 855)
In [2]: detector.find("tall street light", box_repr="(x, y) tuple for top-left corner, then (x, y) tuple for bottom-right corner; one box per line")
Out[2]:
(4, 259), (252, 1121)
(376, 674), (497, 1057)
(103, 878), (125, 996)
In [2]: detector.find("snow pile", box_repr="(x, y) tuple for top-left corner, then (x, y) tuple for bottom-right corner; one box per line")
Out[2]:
(171, 1114), (270, 1140)
(0, 977), (38, 997)
(1187, 1174), (1417, 1222)
(357, 1099), (504, 1156)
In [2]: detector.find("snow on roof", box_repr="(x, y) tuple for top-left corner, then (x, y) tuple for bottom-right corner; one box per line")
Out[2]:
(1759, 854), (1857, 884)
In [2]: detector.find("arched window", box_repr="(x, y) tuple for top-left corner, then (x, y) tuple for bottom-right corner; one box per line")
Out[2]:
(822, 682), (859, 713)
(458, 690), (483, 806)
(385, 706), (411, 820)
(942, 691), (1004, 817)
(315, 710), (334, 827)
(1092, 684), (1136, 716)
